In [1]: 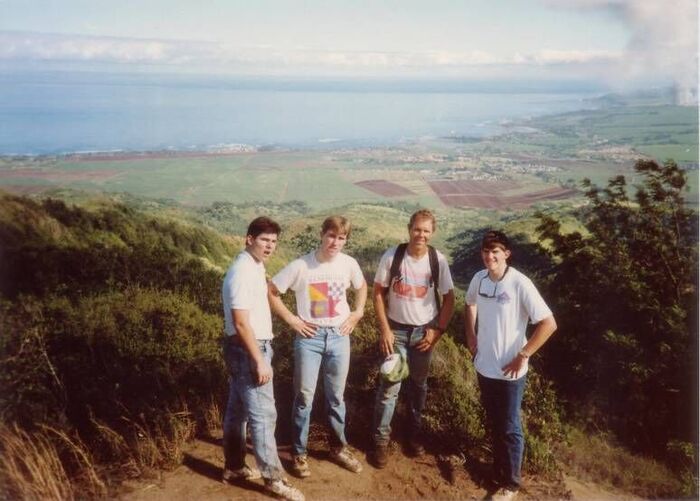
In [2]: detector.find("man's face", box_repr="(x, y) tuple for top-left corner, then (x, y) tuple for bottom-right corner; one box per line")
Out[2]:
(246, 232), (278, 262)
(319, 230), (348, 258)
(408, 217), (434, 251)
(481, 245), (510, 272)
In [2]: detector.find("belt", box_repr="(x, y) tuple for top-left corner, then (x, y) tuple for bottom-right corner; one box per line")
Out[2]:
(388, 318), (420, 331)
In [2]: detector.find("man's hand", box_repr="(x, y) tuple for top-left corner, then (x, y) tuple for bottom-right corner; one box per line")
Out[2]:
(253, 359), (273, 386)
(340, 311), (362, 336)
(415, 327), (441, 352)
(466, 335), (477, 359)
(289, 316), (317, 338)
(379, 328), (395, 356)
(502, 353), (527, 379)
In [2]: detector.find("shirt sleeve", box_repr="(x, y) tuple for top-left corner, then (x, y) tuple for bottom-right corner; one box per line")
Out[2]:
(437, 252), (454, 295)
(520, 276), (552, 323)
(465, 272), (481, 306)
(373, 248), (394, 287)
(271, 259), (302, 294)
(228, 266), (253, 310)
(349, 257), (365, 289)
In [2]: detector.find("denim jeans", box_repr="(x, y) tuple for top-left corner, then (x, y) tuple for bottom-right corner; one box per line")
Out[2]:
(292, 326), (351, 456)
(477, 373), (526, 489)
(372, 326), (432, 445)
(222, 338), (283, 480)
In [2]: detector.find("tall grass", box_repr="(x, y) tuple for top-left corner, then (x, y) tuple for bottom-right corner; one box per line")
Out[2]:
(0, 423), (106, 500)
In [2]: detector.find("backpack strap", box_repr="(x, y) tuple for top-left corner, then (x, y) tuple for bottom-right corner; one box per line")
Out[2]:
(388, 243), (408, 291)
(428, 245), (441, 311)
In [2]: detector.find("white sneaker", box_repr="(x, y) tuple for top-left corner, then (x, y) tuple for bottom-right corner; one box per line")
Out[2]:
(222, 464), (262, 482)
(330, 446), (363, 473)
(492, 487), (518, 501)
(265, 477), (305, 501)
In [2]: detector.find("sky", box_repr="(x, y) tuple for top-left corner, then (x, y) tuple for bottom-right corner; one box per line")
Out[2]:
(0, 0), (697, 90)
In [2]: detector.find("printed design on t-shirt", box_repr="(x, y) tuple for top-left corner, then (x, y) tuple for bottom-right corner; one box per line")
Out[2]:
(496, 291), (511, 305)
(391, 267), (430, 300)
(309, 281), (344, 318)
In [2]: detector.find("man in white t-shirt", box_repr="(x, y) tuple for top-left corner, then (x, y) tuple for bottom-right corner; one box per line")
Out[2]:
(221, 217), (303, 501)
(371, 209), (455, 468)
(268, 216), (367, 479)
(465, 230), (557, 501)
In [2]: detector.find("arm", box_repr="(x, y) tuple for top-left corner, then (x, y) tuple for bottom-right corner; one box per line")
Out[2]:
(373, 281), (394, 356)
(340, 280), (367, 336)
(502, 315), (557, 378)
(232, 308), (271, 386)
(464, 303), (478, 358)
(267, 281), (317, 338)
(416, 289), (455, 352)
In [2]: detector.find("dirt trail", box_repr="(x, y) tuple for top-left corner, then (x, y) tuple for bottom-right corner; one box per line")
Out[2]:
(119, 436), (637, 501)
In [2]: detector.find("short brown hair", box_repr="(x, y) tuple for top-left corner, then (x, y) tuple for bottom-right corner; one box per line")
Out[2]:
(481, 230), (510, 250)
(321, 215), (351, 238)
(247, 216), (281, 238)
(408, 209), (436, 231)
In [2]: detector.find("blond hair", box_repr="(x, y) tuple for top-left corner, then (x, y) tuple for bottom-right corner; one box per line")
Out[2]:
(321, 215), (352, 237)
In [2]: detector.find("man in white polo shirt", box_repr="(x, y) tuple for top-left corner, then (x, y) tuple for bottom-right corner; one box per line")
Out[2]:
(221, 216), (303, 501)
(465, 230), (557, 501)
(268, 216), (367, 479)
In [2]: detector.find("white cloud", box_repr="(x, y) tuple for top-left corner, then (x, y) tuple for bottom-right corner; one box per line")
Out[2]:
(544, 0), (698, 89)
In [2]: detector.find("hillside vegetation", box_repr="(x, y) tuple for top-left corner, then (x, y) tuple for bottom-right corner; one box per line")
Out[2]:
(0, 159), (697, 499)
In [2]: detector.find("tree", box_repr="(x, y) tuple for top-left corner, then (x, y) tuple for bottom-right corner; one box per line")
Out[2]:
(535, 159), (698, 459)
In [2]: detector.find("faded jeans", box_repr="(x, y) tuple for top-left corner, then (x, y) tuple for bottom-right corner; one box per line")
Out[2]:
(222, 338), (283, 480)
(477, 373), (526, 489)
(292, 326), (351, 456)
(372, 325), (432, 445)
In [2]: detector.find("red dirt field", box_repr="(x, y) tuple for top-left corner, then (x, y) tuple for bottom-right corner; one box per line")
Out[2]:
(355, 179), (415, 197)
(427, 180), (577, 208)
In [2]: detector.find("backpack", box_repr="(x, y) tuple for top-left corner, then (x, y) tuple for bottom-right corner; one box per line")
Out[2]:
(388, 243), (441, 310)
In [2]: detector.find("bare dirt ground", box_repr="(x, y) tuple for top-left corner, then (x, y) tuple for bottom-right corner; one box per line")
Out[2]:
(120, 436), (637, 501)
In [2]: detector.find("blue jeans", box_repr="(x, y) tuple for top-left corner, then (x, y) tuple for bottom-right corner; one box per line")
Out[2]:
(477, 373), (526, 489)
(292, 327), (351, 456)
(222, 339), (283, 480)
(372, 326), (433, 445)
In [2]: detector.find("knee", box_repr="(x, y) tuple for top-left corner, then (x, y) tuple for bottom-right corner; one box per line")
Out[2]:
(294, 387), (316, 409)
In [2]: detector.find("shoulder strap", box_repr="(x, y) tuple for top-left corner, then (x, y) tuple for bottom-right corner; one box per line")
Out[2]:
(428, 245), (441, 310)
(389, 243), (408, 291)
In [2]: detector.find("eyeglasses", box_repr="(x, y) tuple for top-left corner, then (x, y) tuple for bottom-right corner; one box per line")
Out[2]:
(478, 266), (509, 298)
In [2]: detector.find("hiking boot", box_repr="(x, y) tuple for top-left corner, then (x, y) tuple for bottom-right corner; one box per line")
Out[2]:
(491, 487), (518, 501)
(265, 477), (305, 501)
(290, 454), (311, 478)
(222, 464), (262, 482)
(373, 442), (389, 469)
(330, 446), (363, 473)
(406, 434), (425, 457)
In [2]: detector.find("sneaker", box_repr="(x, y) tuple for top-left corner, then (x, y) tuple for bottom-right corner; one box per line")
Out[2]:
(222, 464), (262, 482)
(265, 477), (305, 501)
(373, 442), (389, 469)
(290, 454), (311, 478)
(491, 487), (518, 501)
(330, 446), (363, 473)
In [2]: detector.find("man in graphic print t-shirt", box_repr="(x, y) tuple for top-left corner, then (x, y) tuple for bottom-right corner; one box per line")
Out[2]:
(371, 209), (455, 468)
(269, 216), (367, 479)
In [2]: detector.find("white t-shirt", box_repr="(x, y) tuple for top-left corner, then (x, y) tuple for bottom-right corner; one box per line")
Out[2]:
(222, 251), (273, 340)
(465, 266), (552, 380)
(374, 245), (454, 326)
(271, 251), (365, 327)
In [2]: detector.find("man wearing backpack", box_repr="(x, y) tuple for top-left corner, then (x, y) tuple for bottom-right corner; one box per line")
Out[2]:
(370, 209), (455, 468)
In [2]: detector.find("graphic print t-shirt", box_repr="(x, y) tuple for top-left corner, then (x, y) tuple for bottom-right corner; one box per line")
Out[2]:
(272, 252), (365, 327)
(374, 245), (454, 326)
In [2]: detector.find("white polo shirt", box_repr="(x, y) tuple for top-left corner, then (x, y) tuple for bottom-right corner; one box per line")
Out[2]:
(222, 251), (273, 340)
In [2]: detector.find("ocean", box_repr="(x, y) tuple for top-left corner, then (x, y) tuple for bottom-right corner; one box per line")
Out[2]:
(0, 71), (599, 155)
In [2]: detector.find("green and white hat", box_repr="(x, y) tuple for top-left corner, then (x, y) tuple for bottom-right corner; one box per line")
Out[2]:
(380, 353), (409, 383)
